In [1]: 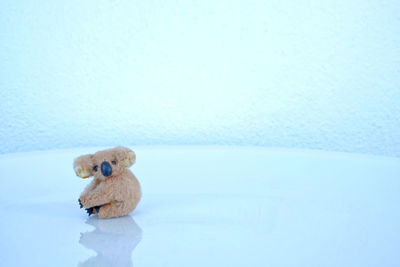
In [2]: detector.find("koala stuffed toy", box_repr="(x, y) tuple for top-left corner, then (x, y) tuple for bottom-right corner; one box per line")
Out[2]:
(73, 146), (141, 219)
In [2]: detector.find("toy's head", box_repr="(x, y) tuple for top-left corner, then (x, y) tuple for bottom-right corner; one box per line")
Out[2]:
(73, 146), (136, 180)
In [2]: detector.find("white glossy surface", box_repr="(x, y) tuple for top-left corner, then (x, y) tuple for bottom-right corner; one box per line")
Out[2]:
(0, 147), (399, 266)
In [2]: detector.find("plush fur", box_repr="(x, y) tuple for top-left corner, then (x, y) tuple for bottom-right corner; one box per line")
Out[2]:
(73, 146), (141, 219)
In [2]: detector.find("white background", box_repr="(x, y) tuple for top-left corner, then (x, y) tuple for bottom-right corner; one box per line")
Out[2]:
(1, 0), (399, 157)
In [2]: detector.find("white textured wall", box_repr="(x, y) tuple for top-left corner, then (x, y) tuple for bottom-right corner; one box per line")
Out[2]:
(1, 0), (399, 156)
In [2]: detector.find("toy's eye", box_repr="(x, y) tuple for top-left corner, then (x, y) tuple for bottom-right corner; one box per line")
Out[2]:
(111, 161), (116, 165)
(93, 165), (98, 171)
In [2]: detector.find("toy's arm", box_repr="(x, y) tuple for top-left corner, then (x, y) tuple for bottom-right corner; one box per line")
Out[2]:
(80, 182), (116, 208)
(80, 179), (100, 199)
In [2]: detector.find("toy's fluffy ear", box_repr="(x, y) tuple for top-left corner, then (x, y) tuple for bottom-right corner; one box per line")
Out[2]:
(113, 146), (136, 168)
(73, 154), (94, 179)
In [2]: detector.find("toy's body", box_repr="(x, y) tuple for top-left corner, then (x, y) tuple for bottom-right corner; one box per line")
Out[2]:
(73, 147), (141, 219)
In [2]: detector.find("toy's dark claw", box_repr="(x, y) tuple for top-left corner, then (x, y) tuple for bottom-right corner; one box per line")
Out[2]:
(86, 208), (93, 216)
(94, 206), (100, 213)
(78, 199), (83, 209)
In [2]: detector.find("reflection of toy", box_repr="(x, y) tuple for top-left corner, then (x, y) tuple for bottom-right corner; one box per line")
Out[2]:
(73, 146), (141, 219)
(79, 216), (142, 266)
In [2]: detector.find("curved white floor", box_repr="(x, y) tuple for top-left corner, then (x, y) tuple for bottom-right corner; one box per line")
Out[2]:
(0, 147), (399, 266)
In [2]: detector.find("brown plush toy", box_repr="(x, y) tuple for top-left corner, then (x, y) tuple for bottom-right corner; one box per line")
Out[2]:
(73, 146), (141, 219)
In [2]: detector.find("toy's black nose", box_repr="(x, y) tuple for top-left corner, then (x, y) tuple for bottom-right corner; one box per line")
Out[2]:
(101, 161), (112, 176)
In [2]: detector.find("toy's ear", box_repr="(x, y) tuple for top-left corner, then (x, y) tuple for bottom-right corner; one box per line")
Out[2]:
(73, 154), (94, 179)
(113, 146), (136, 168)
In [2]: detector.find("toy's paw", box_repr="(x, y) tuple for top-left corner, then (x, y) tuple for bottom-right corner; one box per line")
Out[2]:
(78, 199), (83, 209)
(79, 196), (89, 208)
(85, 206), (101, 216)
(86, 208), (93, 216)
(94, 206), (100, 213)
